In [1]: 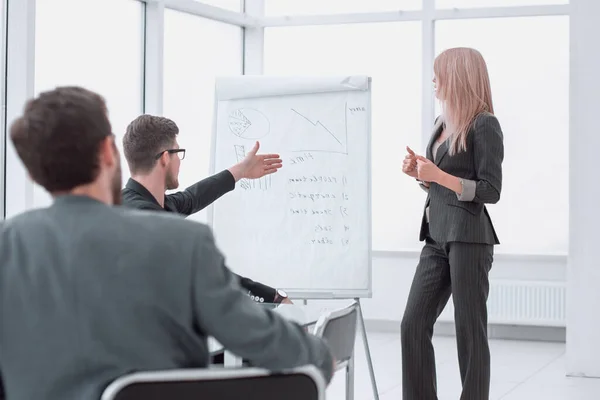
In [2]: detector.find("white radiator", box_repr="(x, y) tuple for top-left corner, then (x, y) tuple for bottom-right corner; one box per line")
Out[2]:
(437, 280), (566, 327)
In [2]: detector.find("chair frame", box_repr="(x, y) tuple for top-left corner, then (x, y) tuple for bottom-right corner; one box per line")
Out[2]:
(312, 300), (359, 400)
(101, 365), (326, 400)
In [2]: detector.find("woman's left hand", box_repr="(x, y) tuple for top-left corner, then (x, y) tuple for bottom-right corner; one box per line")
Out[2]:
(416, 156), (443, 183)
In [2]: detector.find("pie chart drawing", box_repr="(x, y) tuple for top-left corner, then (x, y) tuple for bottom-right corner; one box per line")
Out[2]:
(228, 108), (270, 139)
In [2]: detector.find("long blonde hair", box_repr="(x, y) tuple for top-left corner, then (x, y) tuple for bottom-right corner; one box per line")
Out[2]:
(434, 47), (494, 155)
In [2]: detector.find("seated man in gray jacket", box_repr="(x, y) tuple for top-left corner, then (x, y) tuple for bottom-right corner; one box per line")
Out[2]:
(0, 86), (334, 400)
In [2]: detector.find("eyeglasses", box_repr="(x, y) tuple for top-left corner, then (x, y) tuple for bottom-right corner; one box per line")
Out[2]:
(155, 149), (186, 160)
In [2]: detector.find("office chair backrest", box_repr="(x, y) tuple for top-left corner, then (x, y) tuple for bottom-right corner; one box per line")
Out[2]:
(313, 301), (359, 365)
(101, 365), (325, 400)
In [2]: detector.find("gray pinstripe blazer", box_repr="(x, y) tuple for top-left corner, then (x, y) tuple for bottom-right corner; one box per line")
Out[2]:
(419, 112), (504, 245)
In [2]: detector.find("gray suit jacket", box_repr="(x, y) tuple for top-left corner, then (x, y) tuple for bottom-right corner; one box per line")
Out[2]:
(419, 112), (504, 245)
(0, 195), (333, 400)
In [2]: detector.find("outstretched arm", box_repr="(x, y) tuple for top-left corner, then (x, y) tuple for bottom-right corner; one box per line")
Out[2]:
(227, 141), (282, 181)
(167, 170), (236, 216)
(167, 141), (283, 216)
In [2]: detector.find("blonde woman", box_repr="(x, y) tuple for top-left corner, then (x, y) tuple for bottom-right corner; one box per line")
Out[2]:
(400, 47), (504, 400)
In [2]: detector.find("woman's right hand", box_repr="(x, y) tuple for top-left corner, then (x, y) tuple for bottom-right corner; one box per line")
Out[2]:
(402, 146), (419, 178)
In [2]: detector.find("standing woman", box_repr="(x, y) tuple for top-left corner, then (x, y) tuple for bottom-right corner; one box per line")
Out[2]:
(400, 47), (504, 400)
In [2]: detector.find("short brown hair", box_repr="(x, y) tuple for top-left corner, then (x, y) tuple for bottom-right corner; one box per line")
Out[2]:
(10, 86), (112, 193)
(122, 115), (179, 174)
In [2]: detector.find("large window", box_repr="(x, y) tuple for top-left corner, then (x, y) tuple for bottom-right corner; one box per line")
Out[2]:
(265, 0), (421, 15)
(29, 1), (570, 257)
(436, 16), (569, 254)
(163, 9), (243, 223)
(34, 0), (144, 207)
(264, 23), (423, 251)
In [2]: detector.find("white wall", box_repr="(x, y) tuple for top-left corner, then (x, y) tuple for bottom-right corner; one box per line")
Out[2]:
(302, 251), (566, 334)
(360, 253), (566, 323)
(566, 0), (600, 379)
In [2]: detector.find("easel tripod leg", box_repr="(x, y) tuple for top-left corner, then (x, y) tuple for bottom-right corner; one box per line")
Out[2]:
(346, 351), (355, 400)
(356, 298), (379, 400)
(356, 299), (379, 400)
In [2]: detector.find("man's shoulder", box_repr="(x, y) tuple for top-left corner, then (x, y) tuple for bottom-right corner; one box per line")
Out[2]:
(121, 186), (156, 208)
(114, 206), (213, 239)
(0, 208), (46, 233)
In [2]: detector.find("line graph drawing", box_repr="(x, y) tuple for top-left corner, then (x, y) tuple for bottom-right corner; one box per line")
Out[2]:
(233, 145), (272, 191)
(291, 109), (342, 145)
(289, 103), (348, 155)
(228, 108), (270, 140)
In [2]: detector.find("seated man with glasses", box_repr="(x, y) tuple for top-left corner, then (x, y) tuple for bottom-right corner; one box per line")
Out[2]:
(121, 115), (290, 305)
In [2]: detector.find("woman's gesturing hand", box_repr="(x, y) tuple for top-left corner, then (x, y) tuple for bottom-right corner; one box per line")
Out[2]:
(402, 146), (419, 178)
(416, 155), (443, 183)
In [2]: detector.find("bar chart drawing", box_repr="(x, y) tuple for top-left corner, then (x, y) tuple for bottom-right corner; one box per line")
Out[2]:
(233, 145), (272, 191)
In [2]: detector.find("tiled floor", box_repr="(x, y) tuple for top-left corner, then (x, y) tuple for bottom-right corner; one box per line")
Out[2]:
(326, 331), (600, 399)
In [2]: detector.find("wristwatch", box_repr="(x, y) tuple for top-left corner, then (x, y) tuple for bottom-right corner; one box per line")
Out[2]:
(273, 289), (288, 303)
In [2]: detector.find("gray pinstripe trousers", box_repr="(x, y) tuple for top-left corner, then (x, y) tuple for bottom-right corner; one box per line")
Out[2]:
(401, 234), (494, 400)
